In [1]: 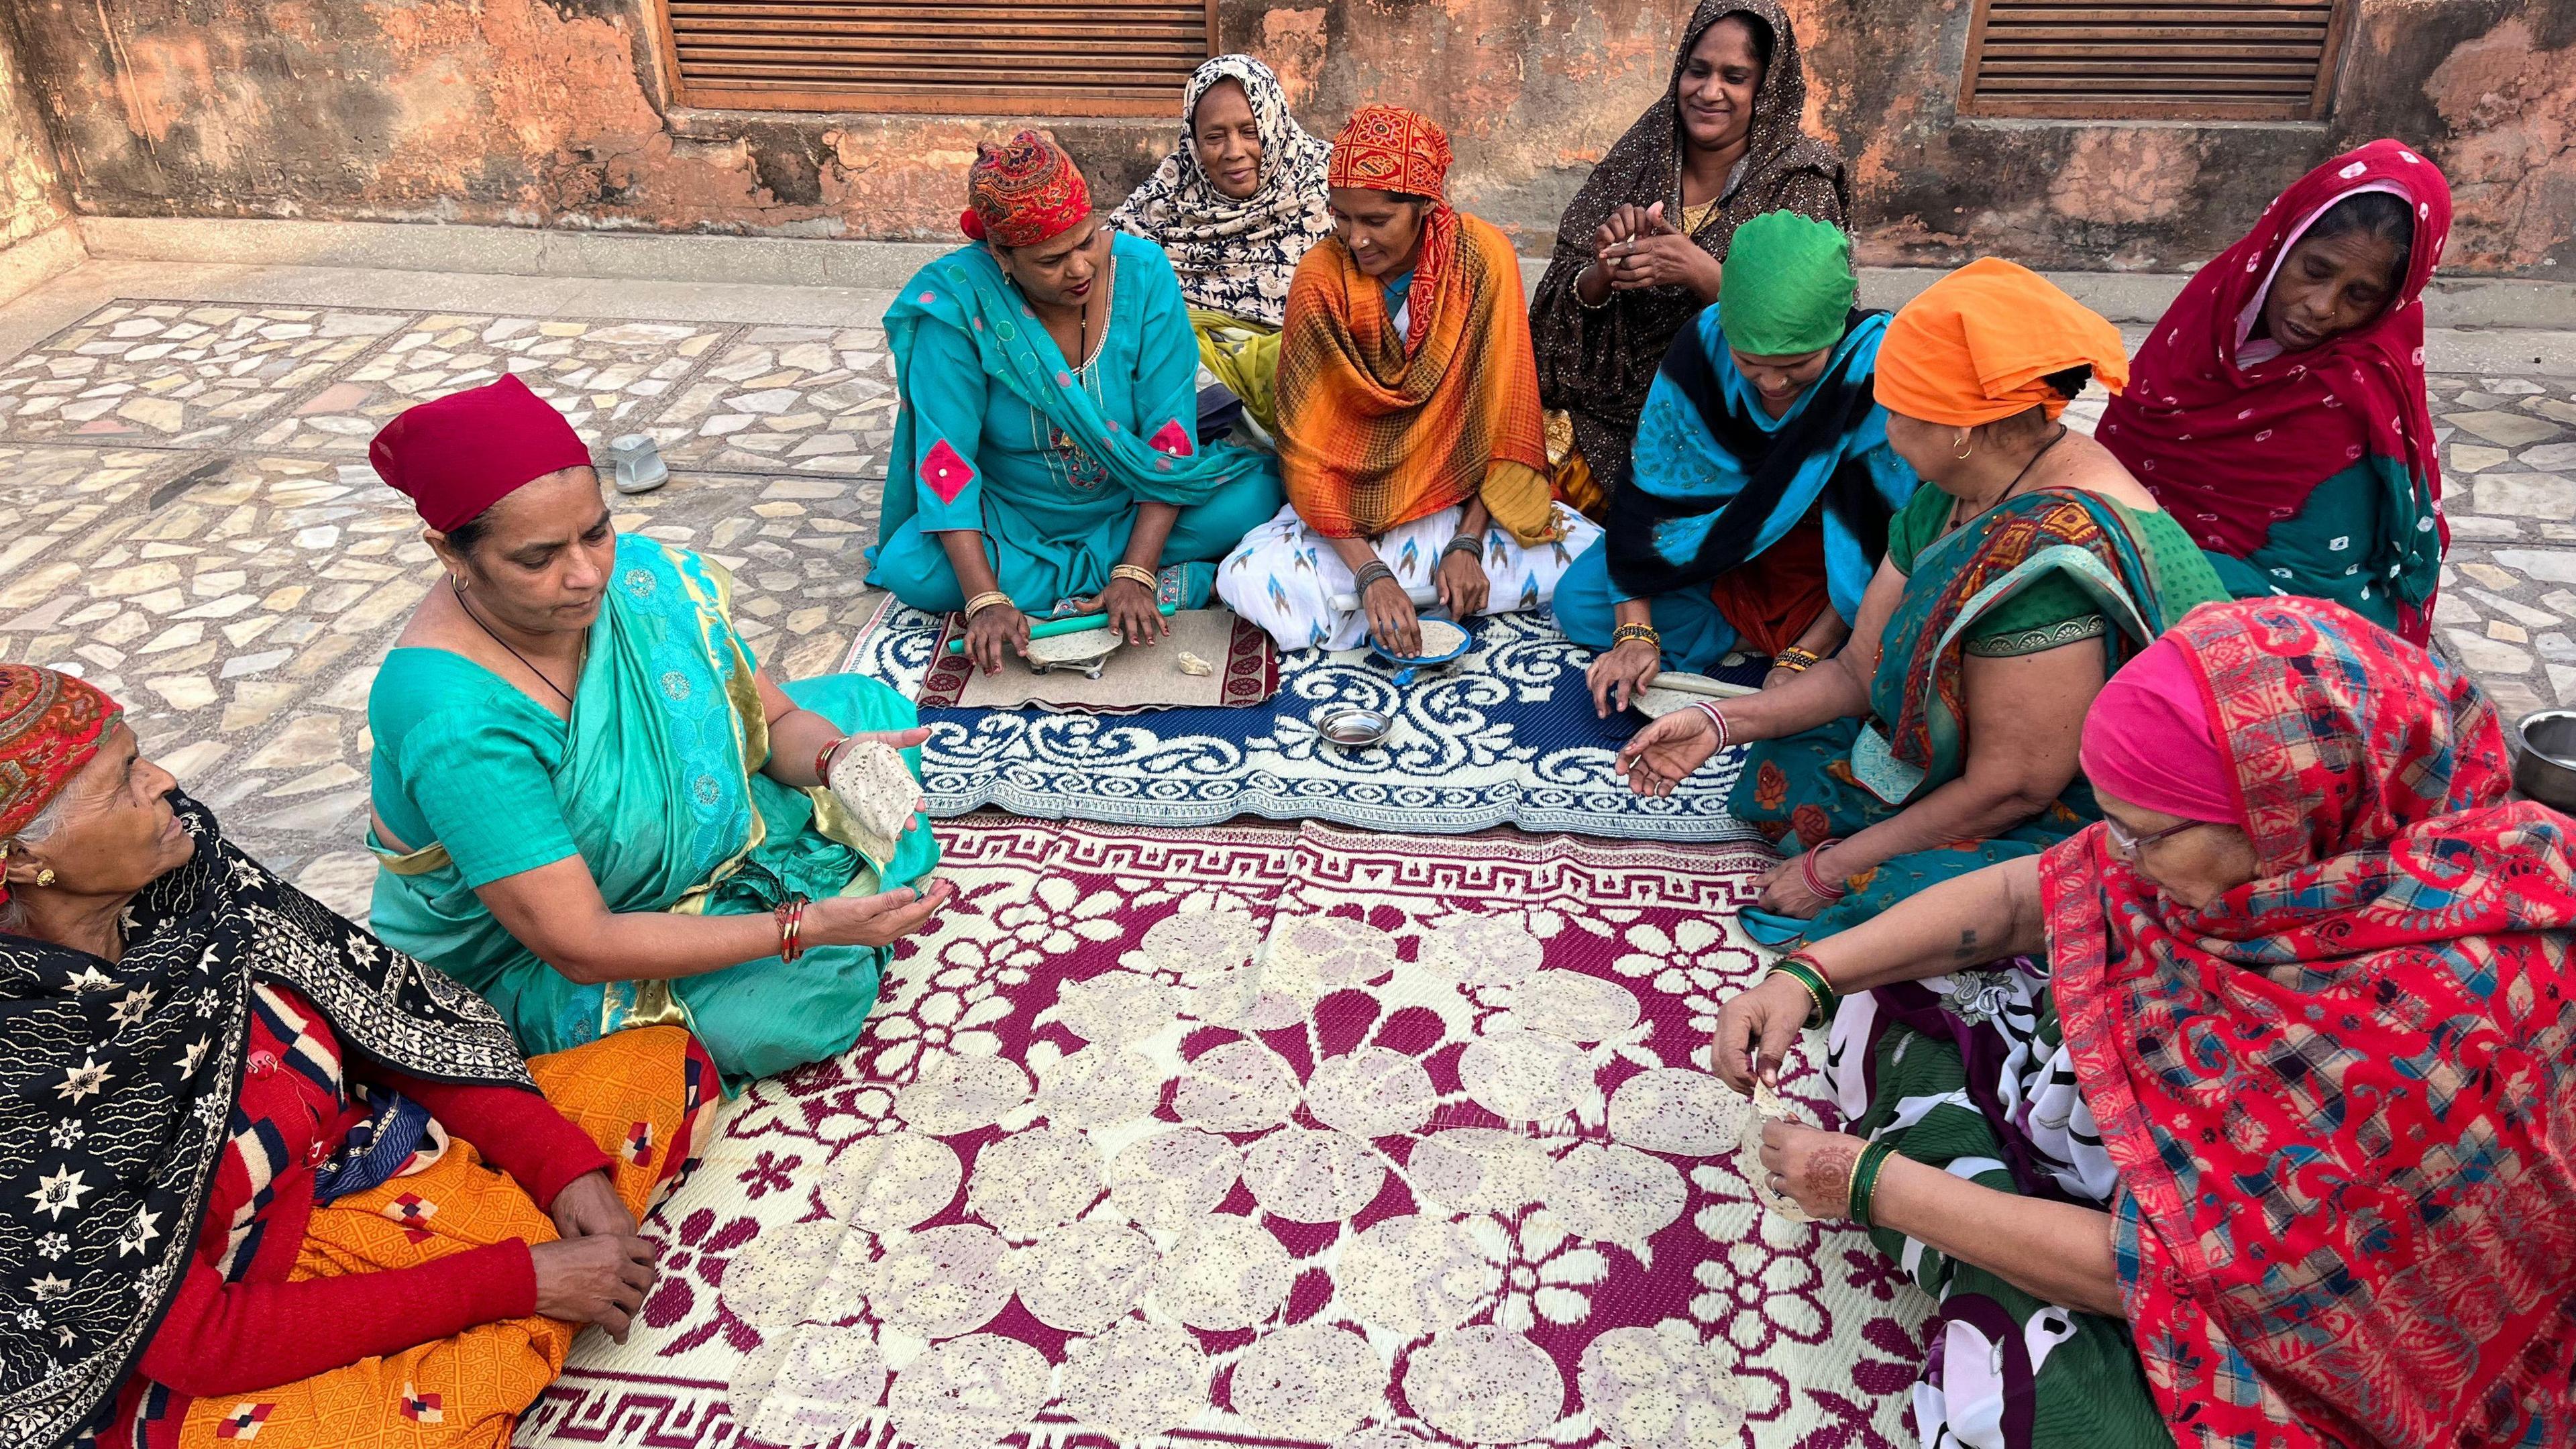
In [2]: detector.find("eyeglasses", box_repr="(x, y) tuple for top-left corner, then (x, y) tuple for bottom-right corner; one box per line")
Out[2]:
(2103, 815), (2209, 855)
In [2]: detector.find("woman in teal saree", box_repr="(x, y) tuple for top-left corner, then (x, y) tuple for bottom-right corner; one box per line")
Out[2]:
(364, 376), (949, 1088)
(868, 132), (1283, 675)
(1619, 262), (2226, 946)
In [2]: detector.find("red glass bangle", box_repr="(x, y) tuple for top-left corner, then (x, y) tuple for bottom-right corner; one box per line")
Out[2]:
(814, 735), (847, 785)
(1800, 839), (1849, 901)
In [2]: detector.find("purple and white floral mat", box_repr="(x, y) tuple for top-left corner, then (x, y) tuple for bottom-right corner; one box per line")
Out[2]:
(515, 817), (1928, 1449)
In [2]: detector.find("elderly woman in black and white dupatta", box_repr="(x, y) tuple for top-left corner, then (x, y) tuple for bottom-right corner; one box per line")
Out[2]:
(1113, 52), (1336, 437)
(0, 663), (714, 1449)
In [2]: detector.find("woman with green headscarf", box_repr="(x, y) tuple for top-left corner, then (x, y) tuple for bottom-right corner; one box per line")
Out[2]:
(1562, 211), (1921, 713)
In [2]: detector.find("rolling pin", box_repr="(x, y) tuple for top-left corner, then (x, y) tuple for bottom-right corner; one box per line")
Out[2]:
(943, 601), (1177, 655)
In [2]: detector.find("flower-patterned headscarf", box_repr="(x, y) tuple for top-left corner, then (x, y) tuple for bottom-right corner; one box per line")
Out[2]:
(1110, 55), (1334, 329)
(963, 131), (1093, 248)
(1326, 105), (1453, 202)
(0, 665), (119, 904)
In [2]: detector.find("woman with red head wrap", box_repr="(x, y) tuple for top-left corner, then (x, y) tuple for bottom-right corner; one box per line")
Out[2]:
(871, 129), (1285, 676)
(0, 663), (716, 1449)
(364, 377), (953, 1089)
(1711, 598), (2576, 1447)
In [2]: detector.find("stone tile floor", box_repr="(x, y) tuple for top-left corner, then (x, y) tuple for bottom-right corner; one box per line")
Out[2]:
(0, 295), (900, 920)
(1, 281), (2571, 926)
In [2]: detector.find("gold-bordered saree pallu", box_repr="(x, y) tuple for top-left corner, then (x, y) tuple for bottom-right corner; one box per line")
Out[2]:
(368, 535), (940, 1089)
(1730, 488), (2186, 945)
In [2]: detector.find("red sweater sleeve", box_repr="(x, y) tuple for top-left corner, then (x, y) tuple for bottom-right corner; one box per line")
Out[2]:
(374, 1071), (612, 1211)
(139, 1241), (533, 1398)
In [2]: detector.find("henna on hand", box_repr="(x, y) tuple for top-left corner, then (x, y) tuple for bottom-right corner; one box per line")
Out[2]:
(1805, 1141), (1860, 1219)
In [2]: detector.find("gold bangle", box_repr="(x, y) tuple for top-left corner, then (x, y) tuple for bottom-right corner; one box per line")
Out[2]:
(1611, 622), (1662, 650)
(1110, 563), (1160, 591)
(1773, 647), (1819, 673)
(964, 590), (1013, 620)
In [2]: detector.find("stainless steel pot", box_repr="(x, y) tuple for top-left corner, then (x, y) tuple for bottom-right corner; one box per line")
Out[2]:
(2514, 709), (2576, 811)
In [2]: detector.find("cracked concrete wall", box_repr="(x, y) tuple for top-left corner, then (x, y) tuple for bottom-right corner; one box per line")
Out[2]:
(0, 19), (69, 247)
(0, 5), (78, 292)
(3, 0), (2567, 276)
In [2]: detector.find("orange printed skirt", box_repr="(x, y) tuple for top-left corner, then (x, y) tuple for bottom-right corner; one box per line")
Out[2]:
(175, 1026), (717, 1449)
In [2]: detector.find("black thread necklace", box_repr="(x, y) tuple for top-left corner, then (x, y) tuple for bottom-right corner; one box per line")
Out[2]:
(1951, 424), (2071, 533)
(452, 577), (582, 708)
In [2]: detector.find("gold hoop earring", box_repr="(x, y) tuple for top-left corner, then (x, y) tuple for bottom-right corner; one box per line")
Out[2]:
(34, 869), (54, 888)
(1953, 431), (1975, 461)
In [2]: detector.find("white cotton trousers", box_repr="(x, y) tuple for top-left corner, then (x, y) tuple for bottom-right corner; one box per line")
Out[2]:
(1214, 501), (1604, 651)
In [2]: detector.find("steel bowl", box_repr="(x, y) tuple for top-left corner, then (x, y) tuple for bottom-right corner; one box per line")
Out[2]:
(2514, 709), (2576, 812)
(1315, 706), (1394, 749)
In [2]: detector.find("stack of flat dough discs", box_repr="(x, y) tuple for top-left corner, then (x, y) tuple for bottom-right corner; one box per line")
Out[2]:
(1631, 674), (1746, 718)
(1741, 1079), (1815, 1222)
(828, 739), (922, 847)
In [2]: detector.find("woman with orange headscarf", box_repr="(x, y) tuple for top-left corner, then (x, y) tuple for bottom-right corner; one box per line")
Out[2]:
(1619, 260), (2226, 945)
(1216, 105), (1602, 653)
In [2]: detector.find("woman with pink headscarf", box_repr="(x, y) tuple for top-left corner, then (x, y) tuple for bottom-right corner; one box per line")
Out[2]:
(1711, 599), (2576, 1446)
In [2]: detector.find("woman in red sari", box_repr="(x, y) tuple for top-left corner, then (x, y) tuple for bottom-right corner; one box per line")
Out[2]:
(2099, 141), (2451, 645)
(1720, 598), (2576, 1446)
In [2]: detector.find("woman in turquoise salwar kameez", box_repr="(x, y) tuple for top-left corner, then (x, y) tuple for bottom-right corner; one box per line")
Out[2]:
(869, 131), (1283, 674)
(362, 376), (951, 1088)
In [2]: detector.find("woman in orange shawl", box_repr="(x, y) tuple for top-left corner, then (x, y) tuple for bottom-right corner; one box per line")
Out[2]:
(1216, 105), (1601, 653)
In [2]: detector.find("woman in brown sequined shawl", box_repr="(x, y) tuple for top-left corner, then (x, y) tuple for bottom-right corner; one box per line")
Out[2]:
(1529, 1), (1848, 507)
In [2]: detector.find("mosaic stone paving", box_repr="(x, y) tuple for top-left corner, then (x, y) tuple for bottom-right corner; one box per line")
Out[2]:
(243, 314), (734, 457)
(0, 299), (900, 920)
(649, 324), (896, 477)
(1, 296), (2571, 927)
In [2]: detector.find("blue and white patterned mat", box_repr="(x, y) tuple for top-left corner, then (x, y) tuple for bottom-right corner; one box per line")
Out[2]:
(844, 599), (1766, 842)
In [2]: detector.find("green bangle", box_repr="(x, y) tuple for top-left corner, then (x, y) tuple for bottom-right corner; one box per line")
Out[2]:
(1847, 1138), (1900, 1228)
(1767, 957), (1836, 1028)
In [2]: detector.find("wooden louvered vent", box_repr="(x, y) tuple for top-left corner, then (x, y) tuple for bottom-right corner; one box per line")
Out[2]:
(657, 0), (1215, 116)
(1960, 0), (2353, 121)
